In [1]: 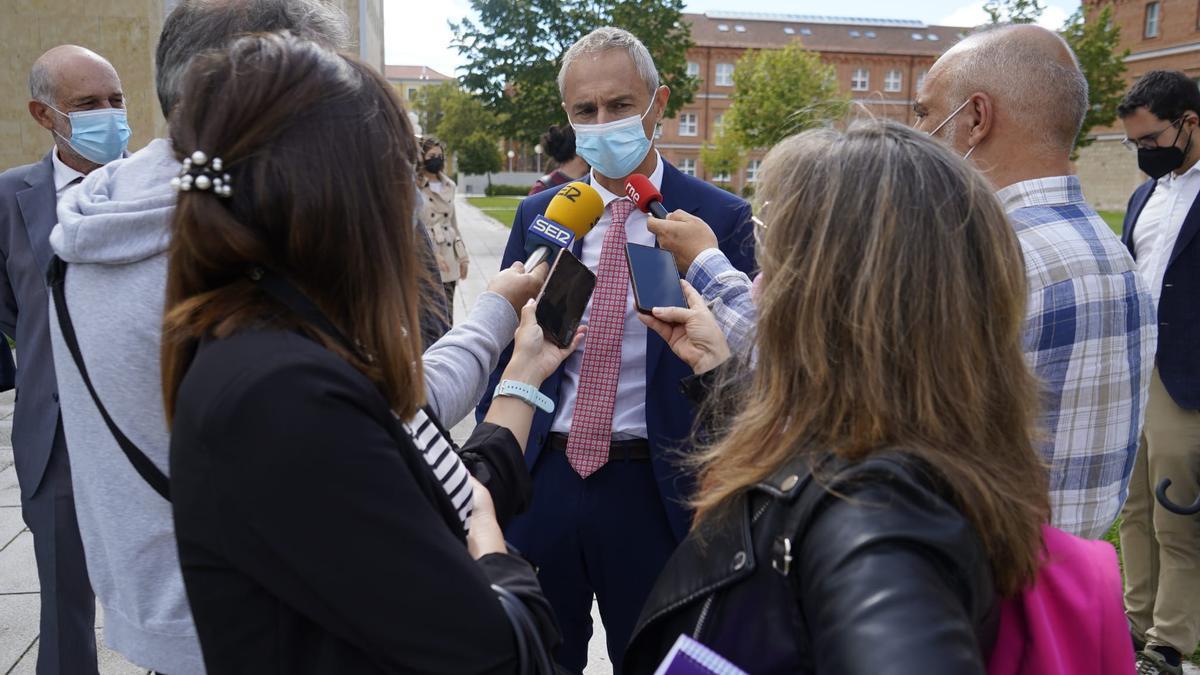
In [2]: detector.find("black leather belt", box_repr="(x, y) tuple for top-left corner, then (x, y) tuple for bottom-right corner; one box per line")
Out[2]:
(546, 433), (651, 461)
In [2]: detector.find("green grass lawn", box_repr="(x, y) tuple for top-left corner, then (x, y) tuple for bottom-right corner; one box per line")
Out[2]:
(467, 196), (523, 229)
(1098, 210), (1125, 236)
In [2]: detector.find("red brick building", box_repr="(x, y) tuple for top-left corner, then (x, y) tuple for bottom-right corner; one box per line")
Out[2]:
(1075, 0), (1200, 209)
(656, 12), (968, 192)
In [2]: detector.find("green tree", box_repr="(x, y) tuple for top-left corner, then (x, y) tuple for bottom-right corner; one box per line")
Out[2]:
(699, 131), (743, 184)
(410, 81), (459, 138)
(435, 87), (498, 152)
(723, 43), (846, 152)
(451, 0), (697, 144)
(1063, 4), (1129, 154)
(456, 132), (503, 176)
(984, 0), (1047, 24)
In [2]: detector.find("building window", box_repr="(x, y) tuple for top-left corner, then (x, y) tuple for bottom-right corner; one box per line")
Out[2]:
(851, 68), (870, 91)
(927, 33), (940, 41)
(849, 30), (861, 38)
(679, 158), (696, 176)
(734, 24), (746, 32)
(713, 113), (725, 135)
(784, 26), (796, 35)
(911, 33), (925, 40)
(916, 70), (928, 93)
(713, 169), (731, 183)
(884, 70), (903, 92)
(746, 159), (761, 183)
(687, 61), (700, 77)
(716, 63), (735, 87)
(800, 27), (813, 35)
(1145, 2), (1160, 37)
(717, 23), (729, 32)
(407, 87), (418, 99)
(865, 31), (877, 38)
(679, 113), (698, 136)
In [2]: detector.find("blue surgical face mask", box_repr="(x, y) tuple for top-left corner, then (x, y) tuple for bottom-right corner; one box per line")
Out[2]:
(570, 95), (656, 179)
(47, 105), (131, 165)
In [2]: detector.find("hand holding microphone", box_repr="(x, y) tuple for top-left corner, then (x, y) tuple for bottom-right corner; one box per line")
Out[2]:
(626, 174), (718, 273)
(524, 181), (603, 270)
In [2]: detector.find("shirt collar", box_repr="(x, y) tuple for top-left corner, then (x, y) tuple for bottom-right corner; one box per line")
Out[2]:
(1159, 159), (1200, 187)
(588, 150), (663, 207)
(994, 175), (1084, 214)
(51, 146), (86, 193)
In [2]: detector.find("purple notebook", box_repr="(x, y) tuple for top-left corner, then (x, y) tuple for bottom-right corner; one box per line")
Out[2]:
(653, 635), (748, 675)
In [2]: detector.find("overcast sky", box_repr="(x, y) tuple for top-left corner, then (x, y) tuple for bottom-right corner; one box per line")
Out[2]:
(383, 0), (1082, 78)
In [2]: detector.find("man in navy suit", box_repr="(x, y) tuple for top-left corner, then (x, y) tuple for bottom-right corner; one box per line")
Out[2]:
(477, 27), (756, 673)
(0, 45), (128, 674)
(1115, 70), (1200, 675)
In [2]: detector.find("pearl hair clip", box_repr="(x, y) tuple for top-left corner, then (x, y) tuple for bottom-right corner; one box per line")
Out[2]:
(170, 150), (233, 198)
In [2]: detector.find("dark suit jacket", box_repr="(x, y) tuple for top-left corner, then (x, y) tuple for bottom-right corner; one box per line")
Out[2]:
(476, 160), (757, 539)
(1123, 178), (1200, 409)
(0, 152), (64, 496)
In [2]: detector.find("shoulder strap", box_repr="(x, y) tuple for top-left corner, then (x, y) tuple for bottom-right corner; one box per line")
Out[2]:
(47, 257), (171, 501)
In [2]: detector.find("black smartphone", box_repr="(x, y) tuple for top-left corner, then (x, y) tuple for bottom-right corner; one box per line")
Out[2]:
(626, 243), (687, 314)
(535, 248), (596, 348)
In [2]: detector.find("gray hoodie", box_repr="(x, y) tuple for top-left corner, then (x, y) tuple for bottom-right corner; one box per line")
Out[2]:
(48, 138), (518, 673)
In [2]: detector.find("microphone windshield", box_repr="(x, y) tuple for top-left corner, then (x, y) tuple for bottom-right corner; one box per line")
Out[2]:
(544, 182), (604, 239)
(624, 174), (662, 214)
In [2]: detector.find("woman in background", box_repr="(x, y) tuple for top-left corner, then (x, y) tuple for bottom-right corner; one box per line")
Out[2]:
(418, 136), (467, 311)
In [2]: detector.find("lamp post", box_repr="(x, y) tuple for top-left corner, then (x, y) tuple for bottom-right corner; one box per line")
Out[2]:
(507, 149), (515, 173)
(534, 144), (543, 174)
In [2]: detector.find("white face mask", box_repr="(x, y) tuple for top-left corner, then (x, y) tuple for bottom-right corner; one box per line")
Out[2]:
(928, 99), (977, 160)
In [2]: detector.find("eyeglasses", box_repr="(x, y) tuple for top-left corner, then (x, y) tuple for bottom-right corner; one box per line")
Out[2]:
(1121, 118), (1183, 151)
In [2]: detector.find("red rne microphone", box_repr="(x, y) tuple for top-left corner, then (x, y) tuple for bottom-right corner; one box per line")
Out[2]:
(624, 174), (669, 219)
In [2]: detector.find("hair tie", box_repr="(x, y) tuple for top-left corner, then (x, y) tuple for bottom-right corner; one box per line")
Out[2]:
(170, 150), (233, 198)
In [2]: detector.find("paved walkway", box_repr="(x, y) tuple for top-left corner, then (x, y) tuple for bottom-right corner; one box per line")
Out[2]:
(0, 196), (612, 674)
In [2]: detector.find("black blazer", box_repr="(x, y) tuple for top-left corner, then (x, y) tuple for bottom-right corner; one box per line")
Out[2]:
(170, 327), (557, 673)
(1123, 178), (1200, 409)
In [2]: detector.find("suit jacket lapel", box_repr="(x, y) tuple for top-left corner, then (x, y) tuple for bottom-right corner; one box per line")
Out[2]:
(15, 154), (58, 281)
(1123, 182), (1155, 253)
(1168, 189), (1200, 268)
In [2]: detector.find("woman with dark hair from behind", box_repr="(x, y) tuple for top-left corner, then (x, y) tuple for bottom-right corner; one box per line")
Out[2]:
(623, 120), (1053, 673)
(163, 33), (579, 672)
(528, 124), (589, 195)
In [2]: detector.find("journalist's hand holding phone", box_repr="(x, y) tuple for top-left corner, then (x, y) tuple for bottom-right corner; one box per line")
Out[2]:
(502, 299), (585, 388)
(638, 281), (730, 375)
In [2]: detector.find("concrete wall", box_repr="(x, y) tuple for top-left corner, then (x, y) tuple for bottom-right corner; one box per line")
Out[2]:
(458, 172), (542, 196)
(1075, 136), (1147, 213)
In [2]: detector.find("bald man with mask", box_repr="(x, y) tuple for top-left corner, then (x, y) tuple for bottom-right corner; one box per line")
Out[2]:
(915, 25), (1157, 541)
(0, 45), (129, 674)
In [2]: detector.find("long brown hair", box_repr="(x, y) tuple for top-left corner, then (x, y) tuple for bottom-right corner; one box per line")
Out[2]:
(162, 33), (427, 422)
(694, 120), (1049, 596)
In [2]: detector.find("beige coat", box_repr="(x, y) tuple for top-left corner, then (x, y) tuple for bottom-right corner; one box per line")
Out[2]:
(418, 173), (465, 283)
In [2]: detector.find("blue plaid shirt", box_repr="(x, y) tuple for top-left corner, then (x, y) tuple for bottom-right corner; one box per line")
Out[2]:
(999, 176), (1157, 539)
(686, 248), (756, 355)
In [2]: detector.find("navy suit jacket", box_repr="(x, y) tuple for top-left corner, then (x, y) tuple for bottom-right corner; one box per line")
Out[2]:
(476, 160), (757, 540)
(0, 152), (65, 497)
(1123, 178), (1200, 409)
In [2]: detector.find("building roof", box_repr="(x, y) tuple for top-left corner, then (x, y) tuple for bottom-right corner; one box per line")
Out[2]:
(686, 12), (970, 56)
(384, 65), (453, 82)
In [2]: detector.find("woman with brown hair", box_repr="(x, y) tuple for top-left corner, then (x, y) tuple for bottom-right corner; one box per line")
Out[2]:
(163, 33), (578, 672)
(623, 120), (1051, 673)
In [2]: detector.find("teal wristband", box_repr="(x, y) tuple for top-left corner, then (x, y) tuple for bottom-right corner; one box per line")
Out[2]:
(493, 379), (555, 414)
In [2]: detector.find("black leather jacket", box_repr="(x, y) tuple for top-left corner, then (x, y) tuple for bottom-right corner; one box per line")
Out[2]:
(623, 451), (999, 674)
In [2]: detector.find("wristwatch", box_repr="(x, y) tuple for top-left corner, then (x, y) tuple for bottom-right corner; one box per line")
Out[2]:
(493, 380), (554, 414)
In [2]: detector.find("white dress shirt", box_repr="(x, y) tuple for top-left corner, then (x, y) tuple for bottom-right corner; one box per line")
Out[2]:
(1133, 161), (1200, 307)
(51, 147), (86, 198)
(551, 152), (663, 440)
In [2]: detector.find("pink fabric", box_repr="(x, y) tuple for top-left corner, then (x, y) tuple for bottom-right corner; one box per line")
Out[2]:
(987, 525), (1136, 675)
(566, 199), (633, 478)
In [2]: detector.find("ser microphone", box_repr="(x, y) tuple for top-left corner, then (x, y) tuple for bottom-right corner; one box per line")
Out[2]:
(524, 181), (604, 270)
(624, 174), (668, 219)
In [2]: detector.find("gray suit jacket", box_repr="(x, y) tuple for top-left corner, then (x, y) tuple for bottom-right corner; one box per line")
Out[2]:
(0, 152), (62, 497)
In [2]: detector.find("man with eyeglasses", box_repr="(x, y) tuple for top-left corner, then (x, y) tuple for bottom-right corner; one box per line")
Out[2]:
(1115, 69), (1200, 675)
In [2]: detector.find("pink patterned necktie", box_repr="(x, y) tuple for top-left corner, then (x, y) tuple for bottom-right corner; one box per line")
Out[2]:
(565, 198), (634, 478)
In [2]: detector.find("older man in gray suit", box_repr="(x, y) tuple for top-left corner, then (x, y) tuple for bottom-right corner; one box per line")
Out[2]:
(0, 45), (128, 675)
